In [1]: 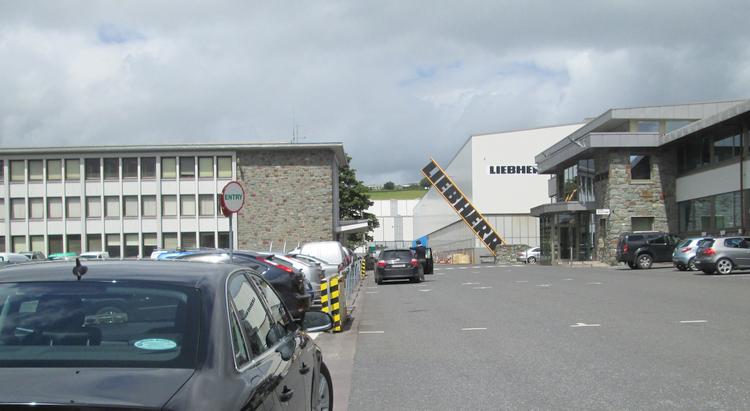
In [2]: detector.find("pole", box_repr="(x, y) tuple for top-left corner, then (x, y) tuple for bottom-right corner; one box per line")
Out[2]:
(229, 214), (234, 263)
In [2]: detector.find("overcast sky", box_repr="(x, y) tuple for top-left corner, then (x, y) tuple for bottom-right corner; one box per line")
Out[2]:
(1, 1), (749, 184)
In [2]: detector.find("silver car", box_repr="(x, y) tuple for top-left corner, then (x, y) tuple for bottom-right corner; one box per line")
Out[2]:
(694, 236), (750, 275)
(289, 253), (340, 279)
(516, 247), (541, 264)
(672, 237), (712, 271)
(271, 254), (326, 303)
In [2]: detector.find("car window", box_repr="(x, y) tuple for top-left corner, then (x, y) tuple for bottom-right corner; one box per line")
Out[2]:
(0, 281), (199, 369)
(627, 235), (643, 242)
(723, 238), (742, 248)
(227, 273), (283, 358)
(382, 250), (413, 260)
(248, 274), (291, 327)
(649, 236), (666, 244)
(677, 239), (691, 248)
(229, 305), (250, 367)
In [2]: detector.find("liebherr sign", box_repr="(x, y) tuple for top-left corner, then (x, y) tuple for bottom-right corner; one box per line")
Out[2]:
(421, 159), (504, 255)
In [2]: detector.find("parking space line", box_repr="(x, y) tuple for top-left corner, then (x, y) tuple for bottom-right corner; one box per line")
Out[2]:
(563, 278), (574, 281)
(359, 331), (385, 334)
(536, 284), (551, 287)
(461, 327), (487, 331)
(514, 280), (528, 283)
(680, 320), (707, 324)
(418, 289), (432, 292)
(462, 282), (480, 285)
(587, 282), (603, 285)
(570, 323), (600, 327)
(472, 286), (492, 289)
(365, 291), (378, 294)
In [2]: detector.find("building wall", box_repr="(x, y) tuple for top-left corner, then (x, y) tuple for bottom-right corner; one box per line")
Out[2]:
(236, 149), (335, 251)
(368, 199), (419, 248)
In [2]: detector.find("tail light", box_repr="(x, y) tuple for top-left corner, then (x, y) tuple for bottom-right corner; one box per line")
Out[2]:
(702, 248), (716, 256)
(623, 244), (628, 253)
(376, 260), (386, 268)
(258, 257), (295, 275)
(410, 258), (419, 268)
(681, 247), (692, 253)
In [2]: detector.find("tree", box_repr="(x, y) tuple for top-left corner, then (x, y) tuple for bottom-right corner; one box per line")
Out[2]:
(339, 156), (379, 246)
(383, 181), (395, 190)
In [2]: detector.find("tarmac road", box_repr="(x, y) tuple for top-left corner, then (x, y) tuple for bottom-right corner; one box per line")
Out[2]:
(344, 263), (750, 410)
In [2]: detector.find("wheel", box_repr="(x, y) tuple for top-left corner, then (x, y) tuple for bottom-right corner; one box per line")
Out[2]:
(313, 362), (333, 411)
(375, 276), (382, 285)
(687, 258), (697, 271)
(527, 256), (537, 264)
(637, 254), (653, 269)
(716, 258), (733, 275)
(676, 264), (687, 271)
(627, 261), (638, 269)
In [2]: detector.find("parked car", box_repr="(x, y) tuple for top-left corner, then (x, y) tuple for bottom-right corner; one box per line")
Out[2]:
(79, 251), (111, 260)
(0, 260), (334, 410)
(616, 231), (679, 269)
(271, 254), (326, 303)
(47, 252), (78, 261)
(290, 253), (341, 279)
(516, 247), (541, 264)
(0, 253), (30, 265)
(20, 251), (46, 261)
(297, 241), (349, 271)
(672, 237), (712, 271)
(171, 250), (311, 319)
(694, 236), (750, 275)
(375, 249), (424, 284)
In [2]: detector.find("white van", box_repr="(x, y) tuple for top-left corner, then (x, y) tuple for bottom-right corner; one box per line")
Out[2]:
(298, 241), (348, 268)
(79, 251), (110, 260)
(0, 253), (30, 265)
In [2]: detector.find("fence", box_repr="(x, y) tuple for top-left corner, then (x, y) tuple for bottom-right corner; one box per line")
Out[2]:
(320, 257), (365, 332)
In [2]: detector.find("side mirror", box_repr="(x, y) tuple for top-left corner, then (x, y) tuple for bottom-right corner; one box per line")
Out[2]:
(300, 311), (334, 332)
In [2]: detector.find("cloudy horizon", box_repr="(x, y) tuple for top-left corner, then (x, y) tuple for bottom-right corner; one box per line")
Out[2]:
(2, 1), (749, 184)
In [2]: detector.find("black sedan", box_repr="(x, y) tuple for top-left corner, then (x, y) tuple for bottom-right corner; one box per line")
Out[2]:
(173, 250), (311, 320)
(0, 260), (333, 410)
(375, 249), (424, 284)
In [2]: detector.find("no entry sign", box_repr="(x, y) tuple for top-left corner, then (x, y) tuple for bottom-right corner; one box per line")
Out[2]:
(221, 181), (245, 214)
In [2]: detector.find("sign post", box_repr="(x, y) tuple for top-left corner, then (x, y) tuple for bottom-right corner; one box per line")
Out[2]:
(220, 181), (246, 262)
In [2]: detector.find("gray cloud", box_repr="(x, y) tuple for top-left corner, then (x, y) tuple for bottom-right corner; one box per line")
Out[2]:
(1, 1), (750, 183)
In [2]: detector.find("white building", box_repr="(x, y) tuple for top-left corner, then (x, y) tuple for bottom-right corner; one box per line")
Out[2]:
(412, 123), (585, 262)
(368, 199), (420, 248)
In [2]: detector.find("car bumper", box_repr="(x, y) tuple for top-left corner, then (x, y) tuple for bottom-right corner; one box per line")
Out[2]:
(672, 255), (691, 266)
(377, 267), (419, 279)
(515, 256), (527, 262)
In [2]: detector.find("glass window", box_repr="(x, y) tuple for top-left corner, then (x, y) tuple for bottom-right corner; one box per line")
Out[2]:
(0, 160), (4, 182)
(142, 233), (157, 257)
(65, 159), (81, 180)
(714, 191), (740, 230)
(230, 305), (250, 367)
(85, 159), (101, 180)
(163, 233), (178, 249)
(67, 234), (81, 254)
(199, 194), (214, 216)
(181, 232), (196, 249)
(10, 198), (25, 219)
(9, 161), (24, 182)
(162, 157), (177, 179)
(66, 197), (81, 219)
(87, 235), (102, 253)
(0, 199), (4, 220)
(631, 217), (654, 231)
(228, 274), (274, 357)
(104, 196), (119, 218)
(701, 138), (711, 167)
(12, 236), (27, 253)
(162, 195), (177, 216)
(29, 198), (44, 219)
(123, 196), (138, 217)
(218, 232), (230, 248)
(199, 232), (215, 248)
(48, 235), (63, 254)
(630, 155), (651, 180)
(179, 157), (195, 179)
(47, 197), (63, 219)
(0, 281), (199, 368)
(47, 160), (62, 181)
(30, 235), (44, 252)
(106, 234), (120, 258)
(27, 160), (43, 181)
(122, 158), (138, 179)
(198, 157), (213, 178)
(180, 195), (196, 216)
(636, 121), (659, 133)
(713, 134), (741, 163)
(103, 158), (119, 180)
(249, 275), (291, 326)
(141, 157), (156, 179)
(666, 120), (693, 133)
(86, 197), (101, 218)
(124, 233), (139, 258)
(142, 196), (157, 217)
(218, 156), (232, 178)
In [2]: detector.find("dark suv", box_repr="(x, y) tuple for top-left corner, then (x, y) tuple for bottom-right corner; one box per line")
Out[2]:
(616, 232), (679, 269)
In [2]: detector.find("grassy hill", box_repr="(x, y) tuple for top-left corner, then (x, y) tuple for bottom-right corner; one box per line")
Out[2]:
(367, 189), (428, 200)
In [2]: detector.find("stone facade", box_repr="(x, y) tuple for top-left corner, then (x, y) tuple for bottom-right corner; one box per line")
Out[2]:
(235, 149), (337, 251)
(594, 149), (677, 263)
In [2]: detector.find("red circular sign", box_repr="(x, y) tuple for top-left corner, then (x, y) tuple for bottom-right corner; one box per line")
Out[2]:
(221, 181), (245, 214)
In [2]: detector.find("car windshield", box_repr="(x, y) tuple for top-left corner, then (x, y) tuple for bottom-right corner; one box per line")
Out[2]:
(0, 281), (199, 369)
(382, 250), (412, 261)
(677, 239), (692, 248)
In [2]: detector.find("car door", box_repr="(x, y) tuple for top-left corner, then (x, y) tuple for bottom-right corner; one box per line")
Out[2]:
(247, 272), (311, 410)
(648, 235), (670, 261)
(227, 273), (285, 411)
(736, 238), (750, 268)
(722, 238), (745, 266)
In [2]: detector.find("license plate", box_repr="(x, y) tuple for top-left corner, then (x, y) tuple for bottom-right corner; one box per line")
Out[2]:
(392, 264), (406, 268)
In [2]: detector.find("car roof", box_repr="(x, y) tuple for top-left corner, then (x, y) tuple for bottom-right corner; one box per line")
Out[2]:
(382, 248), (413, 252)
(0, 260), (238, 287)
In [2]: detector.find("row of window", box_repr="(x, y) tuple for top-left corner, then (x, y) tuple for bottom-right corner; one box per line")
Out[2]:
(678, 190), (744, 234)
(1, 156), (233, 182)
(2, 194), (224, 220)
(676, 128), (744, 174)
(3, 232), (230, 258)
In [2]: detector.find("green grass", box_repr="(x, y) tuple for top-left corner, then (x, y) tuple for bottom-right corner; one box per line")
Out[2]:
(367, 189), (428, 200)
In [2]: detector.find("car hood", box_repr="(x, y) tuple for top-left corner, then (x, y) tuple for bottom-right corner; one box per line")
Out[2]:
(0, 367), (194, 409)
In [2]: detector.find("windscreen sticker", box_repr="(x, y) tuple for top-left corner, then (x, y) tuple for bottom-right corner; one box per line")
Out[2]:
(134, 338), (177, 351)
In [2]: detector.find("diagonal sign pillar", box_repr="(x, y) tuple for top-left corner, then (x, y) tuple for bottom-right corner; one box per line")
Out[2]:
(421, 158), (505, 256)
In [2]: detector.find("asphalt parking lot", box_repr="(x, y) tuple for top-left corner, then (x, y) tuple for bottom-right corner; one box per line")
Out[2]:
(326, 263), (750, 410)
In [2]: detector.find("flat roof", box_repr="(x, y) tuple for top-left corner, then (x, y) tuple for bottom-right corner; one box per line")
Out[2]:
(0, 142), (348, 165)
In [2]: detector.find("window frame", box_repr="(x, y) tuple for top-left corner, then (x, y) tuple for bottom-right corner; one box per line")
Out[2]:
(629, 154), (651, 181)
(122, 157), (138, 179)
(141, 157), (156, 179)
(179, 157), (196, 179)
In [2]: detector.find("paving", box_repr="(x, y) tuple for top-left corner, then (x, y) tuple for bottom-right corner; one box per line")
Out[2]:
(331, 263), (750, 410)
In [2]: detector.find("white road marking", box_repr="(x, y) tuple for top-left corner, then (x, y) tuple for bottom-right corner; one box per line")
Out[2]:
(587, 282), (603, 285)
(445, 268), (454, 270)
(359, 331), (385, 334)
(461, 327), (487, 331)
(418, 289), (432, 292)
(308, 332), (320, 340)
(462, 282), (480, 285)
(459, 267), (469, 270)
(563, 278), (574, 281)
(366, 286), (378, 289)
(680, 320), (708, 324)
(536, 284), (551, 287)
(514, 280), (529, 283)
(365, 291), (378, 294)
(472, 286), (492, 290)
(570, 323), (600, 327)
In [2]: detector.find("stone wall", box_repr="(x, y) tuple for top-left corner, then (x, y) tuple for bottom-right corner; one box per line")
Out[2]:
(594, 149), (677, 264)
(235, 149), (335, 251)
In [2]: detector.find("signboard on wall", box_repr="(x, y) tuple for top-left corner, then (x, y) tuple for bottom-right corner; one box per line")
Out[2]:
(421, 159), (505, 255)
